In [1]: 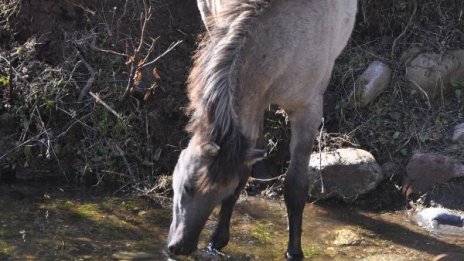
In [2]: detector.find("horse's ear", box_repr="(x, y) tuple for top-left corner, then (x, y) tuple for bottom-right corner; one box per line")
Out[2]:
(245, 148), (267, 166)
(201, 142), (220, 158)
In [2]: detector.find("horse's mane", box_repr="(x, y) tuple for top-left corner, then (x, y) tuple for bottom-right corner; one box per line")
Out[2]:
(187, 0), (271, 190)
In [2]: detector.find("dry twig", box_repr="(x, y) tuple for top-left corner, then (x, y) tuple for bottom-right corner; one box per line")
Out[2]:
(391, 0), (418, 59)
(77, 51), (97, 102)
(114, 144), (138, 185)
(89, 92), (122, 119)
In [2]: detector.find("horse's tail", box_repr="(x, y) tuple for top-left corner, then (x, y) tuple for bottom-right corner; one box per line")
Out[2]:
(187, 0), (271, 188)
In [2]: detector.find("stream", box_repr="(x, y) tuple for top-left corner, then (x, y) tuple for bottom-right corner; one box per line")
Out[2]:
(1, 183), (463, 260)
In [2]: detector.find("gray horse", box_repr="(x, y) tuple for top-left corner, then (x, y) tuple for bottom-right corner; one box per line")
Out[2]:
(168, 0), (357, 259)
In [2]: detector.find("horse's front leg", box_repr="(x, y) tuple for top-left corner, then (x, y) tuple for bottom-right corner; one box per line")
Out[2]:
(208, 167), (250, 251)
(284, 98), (322, 260)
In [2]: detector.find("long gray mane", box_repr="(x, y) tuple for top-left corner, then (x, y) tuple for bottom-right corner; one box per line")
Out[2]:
(187, 0), (271, 188)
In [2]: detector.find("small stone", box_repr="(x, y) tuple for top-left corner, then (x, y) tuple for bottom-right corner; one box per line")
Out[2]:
(112, 251), (155, 260)
(353, 61), (392, 107)
(332, 228), (361, 246)
(452, 122), (464, 142)
(309, 148), (384, 201)
(137, 210), (149, 216)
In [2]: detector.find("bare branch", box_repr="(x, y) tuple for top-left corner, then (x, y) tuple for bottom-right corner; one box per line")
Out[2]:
(114, 144), (138, 185)
(140, 40), (182, 69)
(77, 51), (97, 102)
(391, 0), (418, 59)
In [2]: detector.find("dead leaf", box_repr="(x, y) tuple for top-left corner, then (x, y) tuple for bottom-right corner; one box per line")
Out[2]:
(152, 67), (161, 82)
(143, 89), (153, 101)
(134, 69), (143, 86)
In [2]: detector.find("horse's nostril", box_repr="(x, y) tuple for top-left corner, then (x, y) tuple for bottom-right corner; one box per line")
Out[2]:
(168, 244), (177, 254)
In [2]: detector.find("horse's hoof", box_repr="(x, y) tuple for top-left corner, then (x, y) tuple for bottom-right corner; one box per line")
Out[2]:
(205, 244), (226, 256)
(208, 234), (229, 251)
(285, 251), (304, 260)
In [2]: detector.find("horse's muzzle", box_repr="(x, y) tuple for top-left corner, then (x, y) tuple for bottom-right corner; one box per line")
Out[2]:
(167, 241), (197, 255)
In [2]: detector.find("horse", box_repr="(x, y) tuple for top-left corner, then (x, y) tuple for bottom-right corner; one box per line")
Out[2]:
(196, 0), (226, 32)
(168, 0), (357, 259)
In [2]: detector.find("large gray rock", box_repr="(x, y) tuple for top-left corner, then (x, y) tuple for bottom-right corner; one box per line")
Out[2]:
(404, 50), (464, 99)
(403, 152), (464, 197)
(308, 148), (384, 201)
(353, 61), (392, 107)
(452, 122), (464, 142)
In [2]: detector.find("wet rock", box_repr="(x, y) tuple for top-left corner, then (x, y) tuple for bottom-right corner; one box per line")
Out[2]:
(332, 228), (361, 246)
(404, 49), (464, 99)
(353, 61), (392, 107)
(452, 122), (464, 142)
(309, 148), (384, 200)
(403, 152), (464, 197)
(415, 207), (463, 230)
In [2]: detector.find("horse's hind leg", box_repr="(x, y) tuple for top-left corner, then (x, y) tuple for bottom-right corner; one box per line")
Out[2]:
(208, 166), (250, 251)
(284, 96), (323, 259)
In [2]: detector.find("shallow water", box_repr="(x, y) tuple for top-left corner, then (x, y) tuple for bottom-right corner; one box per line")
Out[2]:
(1, 184), (463, 260)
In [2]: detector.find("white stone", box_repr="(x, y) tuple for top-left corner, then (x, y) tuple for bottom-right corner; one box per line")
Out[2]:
(353, 61), (392, 107)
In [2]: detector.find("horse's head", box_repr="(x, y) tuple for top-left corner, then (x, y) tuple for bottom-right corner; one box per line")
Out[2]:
(167, 136), (265, 255)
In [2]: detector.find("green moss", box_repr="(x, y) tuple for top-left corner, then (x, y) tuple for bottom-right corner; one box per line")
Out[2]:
(74, 204), (101, 219)
(250, 222), (276, 244)
(0, 240), (12, 256)
(0, 74), (9, 86)
(303, 246), (324, 258)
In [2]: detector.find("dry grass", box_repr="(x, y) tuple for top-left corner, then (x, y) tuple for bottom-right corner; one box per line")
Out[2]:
(331, 0), (464, 166)
(0, 0), (191, 189)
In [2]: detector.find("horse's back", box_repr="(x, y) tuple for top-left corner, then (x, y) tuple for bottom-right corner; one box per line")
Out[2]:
(238, 0), (357, 109)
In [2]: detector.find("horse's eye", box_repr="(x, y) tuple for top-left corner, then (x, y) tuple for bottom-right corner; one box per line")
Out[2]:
(184, 184), (194, 196)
